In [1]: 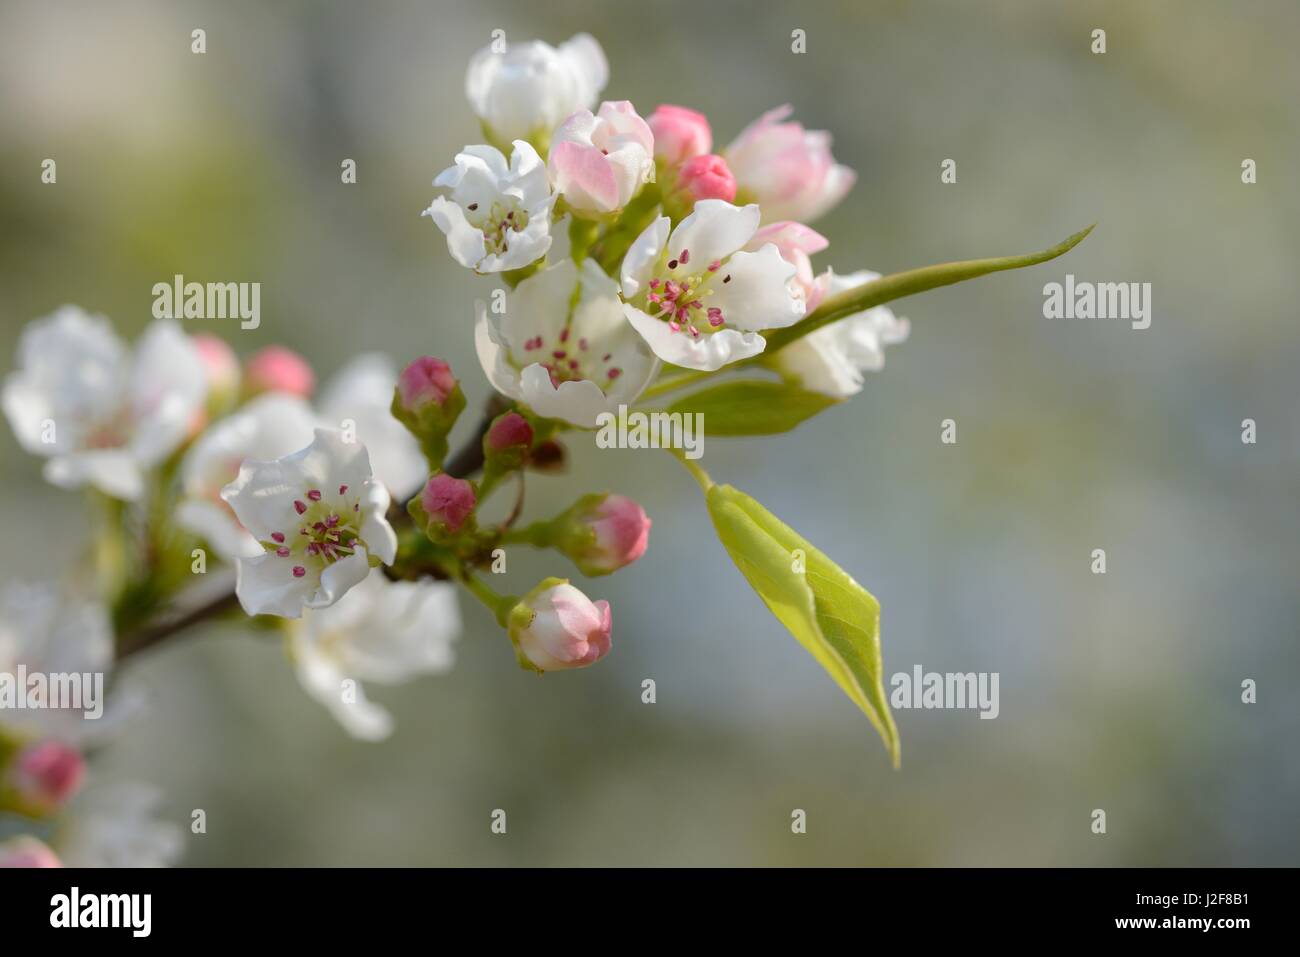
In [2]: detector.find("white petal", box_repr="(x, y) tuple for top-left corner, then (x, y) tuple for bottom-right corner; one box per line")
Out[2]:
(359, 482), (397, 565)
(319, 355), (425, 500)
(290, 633), (394, 741)
(129, 320), (207, 468)
(507, 139), (551, 207)
(176, 498), (262, 559)
(620, 216), (670, 298)
(707, 244), (804, 332)
(309, 550), (372, 610)
(424, 196), (487, 270)
(44, 450), (144, 500)
(558, 33), (608, 107)
(235, 552), (315, 618)
(474, 302), (523, 401)
(501, 258), (576, 350)
(667, 200), (760, 268)
(622, 305), (766, 372)
(518, 363), (612, 428)
(776, 334), (865, 398)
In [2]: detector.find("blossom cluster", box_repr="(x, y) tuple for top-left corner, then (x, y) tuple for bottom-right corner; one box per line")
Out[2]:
(0, 32), (923, 865)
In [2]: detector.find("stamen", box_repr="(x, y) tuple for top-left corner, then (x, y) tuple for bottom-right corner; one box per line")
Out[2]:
(292, 566), (306, 578)
(294, 500), (307, 515)
(338, 485), (348, 495)
(708, 260), (721, 272)
(271, 532), (285, 544)
(276, 547), (290, 558)
(680, 248), (691, 265)
(307, 489), (322, 502)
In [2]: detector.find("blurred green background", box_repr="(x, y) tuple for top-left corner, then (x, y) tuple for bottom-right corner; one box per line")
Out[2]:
(1, 0), (1297, 865)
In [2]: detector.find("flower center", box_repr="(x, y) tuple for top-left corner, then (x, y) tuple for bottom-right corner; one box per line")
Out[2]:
(262, 486), (363, 577)
(638, 248), (729, 338)
(517, 325), (623, 388)
(465, 199), (529, 256)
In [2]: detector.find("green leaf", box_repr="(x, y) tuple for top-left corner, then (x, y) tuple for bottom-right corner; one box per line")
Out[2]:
(706, 483), (900, 765)
(761, 224), (1095, 355)
(664, 379), (840, 435)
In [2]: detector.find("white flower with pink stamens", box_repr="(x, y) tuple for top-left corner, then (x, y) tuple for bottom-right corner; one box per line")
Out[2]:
(548, 100), (655, 215)
(773, 270), (910, 397)
(221, 429), (397, 618)
(424, 141), (555, 274)
(619, 199), (804, 371)
(476, 258), (658, 428)
(2, 308), (207, 502)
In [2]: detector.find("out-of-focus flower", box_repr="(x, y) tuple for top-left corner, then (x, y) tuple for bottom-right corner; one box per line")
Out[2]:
(552, 493), (651, 576)
(2, 739), (85, 816)
(647, 104), (712, 166)
(745, 221), (830, 311)
(0, 583), (118, 745)
(244, 345), (315, 398)
(465, 33), (608, 145)
(57, 782), (183, 868)
(725, 105), (855, 223)
(0, 836), (62, 868)
(289, 571), (460, 740)
(507, 578), (612, 673)
(773, 270), (910, 397)
(320, 353), (428, 500)
(221, 429), (397, 618)
(178, 393), (317, 560)
(1, 308), (207, 501)
(548, 101), (655, 216)
(424, 141), (555, 273)
(191, 333), (240, 412)
(477, 258), (657, 427)
(619, 200), (803, 370)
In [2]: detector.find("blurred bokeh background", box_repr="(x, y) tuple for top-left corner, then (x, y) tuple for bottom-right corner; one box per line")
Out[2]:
(1, 0), (1297, 865)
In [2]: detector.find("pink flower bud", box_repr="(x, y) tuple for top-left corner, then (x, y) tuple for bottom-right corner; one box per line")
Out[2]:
(486, 411), (533, 453)
(397, 356), (458, 412)
(560, 493), (650, 575)
(647, 104), (712, 165)
(724, 105), (856, 223)
(420, 473), (476, 533)
(0, 837), (62, 868)
(8, 740), (85, 814)
(675, 154), (737, 203)
(244, 345), (315, 398)
(509, 580), (612, 672)
(191, 333), (240, 396)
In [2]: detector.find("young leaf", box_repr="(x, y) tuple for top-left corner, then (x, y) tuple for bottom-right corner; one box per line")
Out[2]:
(706, 483), (900, 765)
(761, 224), (1095, 355)
(663, 379), (840, 435)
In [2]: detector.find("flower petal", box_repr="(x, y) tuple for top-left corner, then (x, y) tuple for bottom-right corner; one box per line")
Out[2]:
(707, 245), (804, 331)
(620, 216), (670, 298)
(622, 305), (767, 371)
(667, 199), (760, 267)
(424, 196), (487, 270)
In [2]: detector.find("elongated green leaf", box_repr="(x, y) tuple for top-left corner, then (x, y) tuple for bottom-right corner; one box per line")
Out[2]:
(663, 379), (840, 435)
(706, 483), (900, 764)
(761, 224), (1095, 354)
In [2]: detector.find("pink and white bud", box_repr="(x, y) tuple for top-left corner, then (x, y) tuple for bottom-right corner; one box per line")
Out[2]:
(397, 356), (458, 413)
(725, 105), (856, 223)
(508, 579), (612, 672)
(647, 104), (712, 165)
(244, 345), (315, 398)
(746, 221), (830, 311)
(556, 493), (651, 575)
(419, 473), (476, 533)
(0, 836), (62, 868)
(7, 740), (85, 814)
(486, 411), (534, 453)
(548, 100), (655, 215)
